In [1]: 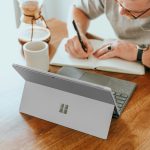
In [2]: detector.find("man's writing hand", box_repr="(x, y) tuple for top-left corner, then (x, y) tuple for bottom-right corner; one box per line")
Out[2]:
(65, 35), (93, 59)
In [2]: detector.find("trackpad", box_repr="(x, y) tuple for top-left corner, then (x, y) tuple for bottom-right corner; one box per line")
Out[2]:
(58, 66), (84, 79)
(80, 73), (110, 86)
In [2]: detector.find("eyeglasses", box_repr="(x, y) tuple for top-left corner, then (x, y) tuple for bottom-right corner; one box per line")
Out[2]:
(116, 0), (150, 19)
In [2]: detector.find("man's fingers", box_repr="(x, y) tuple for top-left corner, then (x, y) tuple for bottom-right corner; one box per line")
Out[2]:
(98, 51), (115, 59)
(83, 40), (93, 54)
(93, 46), (109, 58)
(65, 35), (95, 59)
(97, 41), (113, 50)
(65, 36), (92, 59)
(65, 39), (89, 59)
(73, 40), (89, 58)
(65, 39), (79, 57)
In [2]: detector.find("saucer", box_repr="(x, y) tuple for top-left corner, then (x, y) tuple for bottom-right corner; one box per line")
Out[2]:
(19, 26), (51, 44)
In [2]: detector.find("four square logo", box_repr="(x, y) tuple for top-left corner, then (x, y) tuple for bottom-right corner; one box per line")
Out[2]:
(59, 104), (69, 114)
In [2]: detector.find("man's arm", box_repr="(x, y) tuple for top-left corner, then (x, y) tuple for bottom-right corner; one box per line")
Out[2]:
(67, 6), (90, 37)
(143, 48), (150, 68)
(93, 39), (150, 68)
(66, 6), (93, 59)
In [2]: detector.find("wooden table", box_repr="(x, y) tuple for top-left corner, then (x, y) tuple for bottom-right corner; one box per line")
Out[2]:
(1, 19), (150, 150)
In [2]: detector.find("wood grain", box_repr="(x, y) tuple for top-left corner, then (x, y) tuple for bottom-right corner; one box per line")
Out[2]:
(0, 19), (150, 150)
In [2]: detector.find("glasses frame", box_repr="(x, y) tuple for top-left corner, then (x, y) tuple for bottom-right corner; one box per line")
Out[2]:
(116, 0), (150, 19)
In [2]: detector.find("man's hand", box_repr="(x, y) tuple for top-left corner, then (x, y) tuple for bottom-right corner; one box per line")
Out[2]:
(93, 40), (138, 61)
(65, 35), (93, 59)
(143, 48), (150, 68)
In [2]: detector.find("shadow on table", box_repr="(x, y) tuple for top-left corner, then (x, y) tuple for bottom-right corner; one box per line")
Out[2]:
(20, 112), (137, 150)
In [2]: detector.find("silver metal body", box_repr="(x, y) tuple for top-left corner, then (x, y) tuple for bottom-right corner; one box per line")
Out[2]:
(13, 64), (116, 139)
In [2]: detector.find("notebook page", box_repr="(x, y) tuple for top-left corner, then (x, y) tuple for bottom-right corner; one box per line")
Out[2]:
(50, 38), (96, 69)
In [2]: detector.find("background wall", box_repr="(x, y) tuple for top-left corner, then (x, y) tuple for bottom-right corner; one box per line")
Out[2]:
(14, 0), (116, 39)
(42, 0), (73, 21)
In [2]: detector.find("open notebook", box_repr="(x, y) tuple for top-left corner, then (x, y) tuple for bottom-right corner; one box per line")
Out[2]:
(50, 38), (145, 75)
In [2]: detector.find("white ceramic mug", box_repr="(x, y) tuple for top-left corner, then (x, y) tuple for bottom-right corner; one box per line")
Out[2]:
(23, 41), (49, 71)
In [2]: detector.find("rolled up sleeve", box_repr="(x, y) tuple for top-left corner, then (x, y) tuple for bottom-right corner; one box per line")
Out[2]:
(74, 0), (104, 19)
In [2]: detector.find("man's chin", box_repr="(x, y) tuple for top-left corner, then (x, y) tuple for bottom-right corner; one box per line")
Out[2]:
(123, 14), (135, 20)
(123, 14), (149, 20)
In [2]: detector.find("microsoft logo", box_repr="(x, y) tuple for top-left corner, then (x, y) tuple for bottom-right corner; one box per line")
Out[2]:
(59, 104), (69, 114)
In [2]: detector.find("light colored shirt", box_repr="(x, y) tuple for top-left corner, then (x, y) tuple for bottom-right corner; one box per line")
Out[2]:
(74, 0), (150, 44)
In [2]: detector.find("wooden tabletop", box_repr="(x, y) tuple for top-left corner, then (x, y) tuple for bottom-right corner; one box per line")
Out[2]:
(1, 19), (150, 150)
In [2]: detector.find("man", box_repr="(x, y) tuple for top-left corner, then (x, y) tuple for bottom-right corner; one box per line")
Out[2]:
(65, 0), (150, 68)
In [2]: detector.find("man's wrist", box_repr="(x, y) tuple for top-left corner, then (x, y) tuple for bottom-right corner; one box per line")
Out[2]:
(137, 48), (143, 62)
(136, 44), (150, 63)
(142, 49), (150, 68)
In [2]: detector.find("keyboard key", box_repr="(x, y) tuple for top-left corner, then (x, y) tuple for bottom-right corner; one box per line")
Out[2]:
(115, 92), (122, 96)
(116, 99), (125, 104)
(121, 93), (128, 98)
(112, 91), (129, 111)
(115, 96), (127, 101)
(117, 103), (123, 108)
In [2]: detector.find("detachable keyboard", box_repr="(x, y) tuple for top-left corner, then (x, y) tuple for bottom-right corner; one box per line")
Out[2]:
(112, 91), (128, 117)
(57, 66), (136, 118)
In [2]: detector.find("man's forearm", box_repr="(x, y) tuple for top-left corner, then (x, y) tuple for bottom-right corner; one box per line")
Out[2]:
(67, 6), (90, 37)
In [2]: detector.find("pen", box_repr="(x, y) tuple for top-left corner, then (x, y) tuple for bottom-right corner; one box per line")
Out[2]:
(72, 20), (87, 53)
